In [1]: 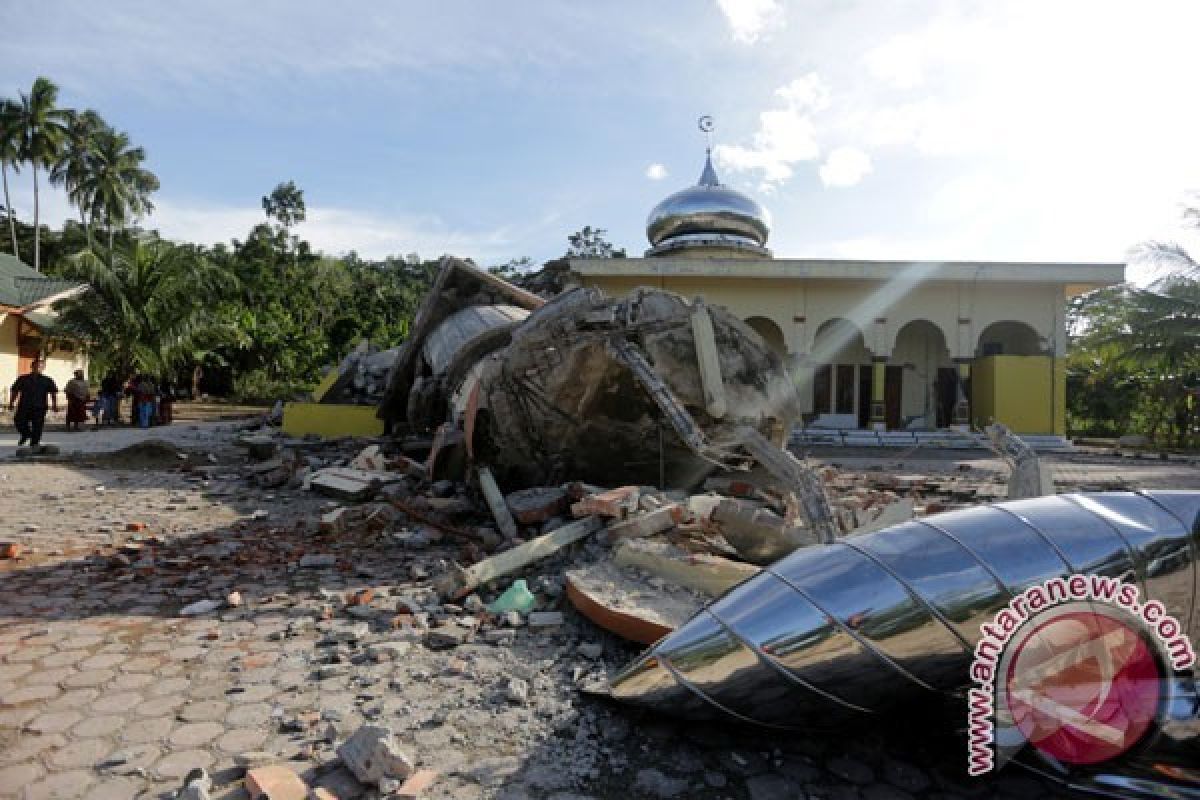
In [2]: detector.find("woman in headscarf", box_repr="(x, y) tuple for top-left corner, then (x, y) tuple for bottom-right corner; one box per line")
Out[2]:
(64, 369), (90, 433)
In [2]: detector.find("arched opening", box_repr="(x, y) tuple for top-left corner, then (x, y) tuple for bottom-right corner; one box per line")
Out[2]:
(744, 316), (786, 357)
(892, 320), (954, 429)
(809, 318), (872, 429)
(977, 320), (1044, 357)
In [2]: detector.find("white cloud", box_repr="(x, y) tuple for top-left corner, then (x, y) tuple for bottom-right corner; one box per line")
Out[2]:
(863, 32), (929, 90)
(774, 74), (830, 110)
(715, 0), (783, 44)
(645, 163), (669, 181)
(713, 71), (828, 190)
(819, 147), (872, 188)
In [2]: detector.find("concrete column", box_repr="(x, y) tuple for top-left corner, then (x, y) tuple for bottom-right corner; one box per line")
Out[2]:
(953, 359), (972, 429)
(870, 358), (887, 430)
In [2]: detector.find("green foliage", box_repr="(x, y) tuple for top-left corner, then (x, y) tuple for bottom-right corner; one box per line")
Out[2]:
(566, 225), (625, 258)
(230, 370), (312, 406)
(1067, 278), (1200, 446)
(262, 181), (305, 229)
(53, 235), (236, 378)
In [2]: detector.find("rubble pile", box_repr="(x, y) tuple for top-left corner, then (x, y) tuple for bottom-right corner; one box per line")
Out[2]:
(320, 340), (402, 406)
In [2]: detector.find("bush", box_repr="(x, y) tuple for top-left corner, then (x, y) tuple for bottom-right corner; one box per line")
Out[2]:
(231, 370), (313, 405)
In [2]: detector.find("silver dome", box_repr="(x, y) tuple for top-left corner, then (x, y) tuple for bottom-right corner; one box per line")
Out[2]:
(645, 151), (771, 252)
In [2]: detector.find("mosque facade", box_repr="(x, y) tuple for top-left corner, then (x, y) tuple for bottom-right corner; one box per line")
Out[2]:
(569, 152), (1123, 436)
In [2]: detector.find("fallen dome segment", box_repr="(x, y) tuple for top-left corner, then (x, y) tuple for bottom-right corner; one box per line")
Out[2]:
(611, 490), (1200, 798)
(380, 257), (800, 490)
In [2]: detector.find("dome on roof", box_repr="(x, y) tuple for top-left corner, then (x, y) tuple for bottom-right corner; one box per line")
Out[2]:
(645, 151), (771, 257)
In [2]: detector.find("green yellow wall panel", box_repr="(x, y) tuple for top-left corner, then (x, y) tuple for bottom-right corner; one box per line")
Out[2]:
(282, 402), (384, 438)
(971, 355), (1064, 435)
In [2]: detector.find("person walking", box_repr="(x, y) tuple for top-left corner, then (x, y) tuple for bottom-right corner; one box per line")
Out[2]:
(64, 369), (90, 432)
(8, 359), (59, 449)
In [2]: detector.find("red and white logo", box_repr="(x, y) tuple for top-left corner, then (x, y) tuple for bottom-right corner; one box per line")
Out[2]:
(1004, 608), (1162, 765)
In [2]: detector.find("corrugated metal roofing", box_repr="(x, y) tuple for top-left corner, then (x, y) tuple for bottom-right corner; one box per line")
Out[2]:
(0, 253), (82, 308)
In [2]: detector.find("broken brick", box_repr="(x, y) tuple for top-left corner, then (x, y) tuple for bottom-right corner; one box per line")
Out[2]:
(245, 765), (308, 800)
(505, 487), (568, 525)
(570, 486), (639, 519)
(396, 769), (439, 799)
(0, 542), (20, 559)
(346, 588), (374, 606)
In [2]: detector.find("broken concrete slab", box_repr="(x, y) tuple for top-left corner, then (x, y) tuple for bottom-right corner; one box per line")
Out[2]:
(612, 538), (760, 596)
(605, 505), (679, 540)
(565, 562), (704, 645)
(337, 725), (414, 785)
(309, 467), (404, 501)
(437, 515), (603, 595)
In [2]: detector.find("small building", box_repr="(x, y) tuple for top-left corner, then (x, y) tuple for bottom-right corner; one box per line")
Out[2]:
(0, 253), (88, 403)
(572, 151), (1123, 437)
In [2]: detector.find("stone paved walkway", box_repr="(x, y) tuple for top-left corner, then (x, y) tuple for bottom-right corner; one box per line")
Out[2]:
(0, 429), (1126, 798)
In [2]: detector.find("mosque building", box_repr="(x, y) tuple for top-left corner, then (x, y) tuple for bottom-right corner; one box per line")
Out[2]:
(569, 148), (1123, 440)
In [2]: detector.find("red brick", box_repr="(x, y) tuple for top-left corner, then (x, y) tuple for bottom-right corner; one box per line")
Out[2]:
(396, 769), (439, 799)
(570, 486), (639, 519)
(346, 588), (374, 606)
(0, 542), (20, 559)
(246, 765), (308, 800)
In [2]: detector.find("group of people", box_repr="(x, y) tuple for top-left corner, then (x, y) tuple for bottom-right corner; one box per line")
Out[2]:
(8, 361), (176, 448)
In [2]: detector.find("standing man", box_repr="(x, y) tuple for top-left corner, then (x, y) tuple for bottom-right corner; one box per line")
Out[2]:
(9, 359), (59, 449)
(99, 372), (121, 426)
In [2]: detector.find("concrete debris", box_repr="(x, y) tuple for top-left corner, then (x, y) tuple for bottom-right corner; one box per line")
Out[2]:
(504, 486), (568, 525)
(319, 339), (401, 406)
(436, 515), (603, 596)
(612, 538), (760, 596)
(380, 257), (797, 488)
(985, 422), (1054, 498)
(477, 466), (518, 539)
(710, 498), (816, 565)
(180, 599), (220, 616)
(336, 724), (415, 785)
(180, 767), (213, 800)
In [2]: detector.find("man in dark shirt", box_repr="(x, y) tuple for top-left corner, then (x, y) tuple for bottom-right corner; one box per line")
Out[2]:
(9, 359), (59, 448)
(100, 372), (121, 425)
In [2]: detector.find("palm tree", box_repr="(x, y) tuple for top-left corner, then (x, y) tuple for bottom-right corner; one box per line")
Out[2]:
(12, 77), (68, 271)
(76, 128), (159, 252)
(1131, 198), (1200, 278)
(50, 108), (108, 245)
(55, 236), (236, 377)
(0, 98), (21, 257)
(1071, 278), (1200, 446)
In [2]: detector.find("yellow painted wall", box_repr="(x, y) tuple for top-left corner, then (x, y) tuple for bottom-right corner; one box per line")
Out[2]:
(282, 402), (384, 438)
(971, 355), (1065, 435)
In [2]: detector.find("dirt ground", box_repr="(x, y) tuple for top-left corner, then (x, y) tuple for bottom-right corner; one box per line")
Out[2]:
(0, 423), (1196, 799)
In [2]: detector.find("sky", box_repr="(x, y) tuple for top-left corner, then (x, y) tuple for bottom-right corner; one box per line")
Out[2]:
(2, 0), (1199, 283)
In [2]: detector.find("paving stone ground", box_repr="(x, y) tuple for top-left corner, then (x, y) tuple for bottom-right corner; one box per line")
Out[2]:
(2, 424), (1196, 799)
